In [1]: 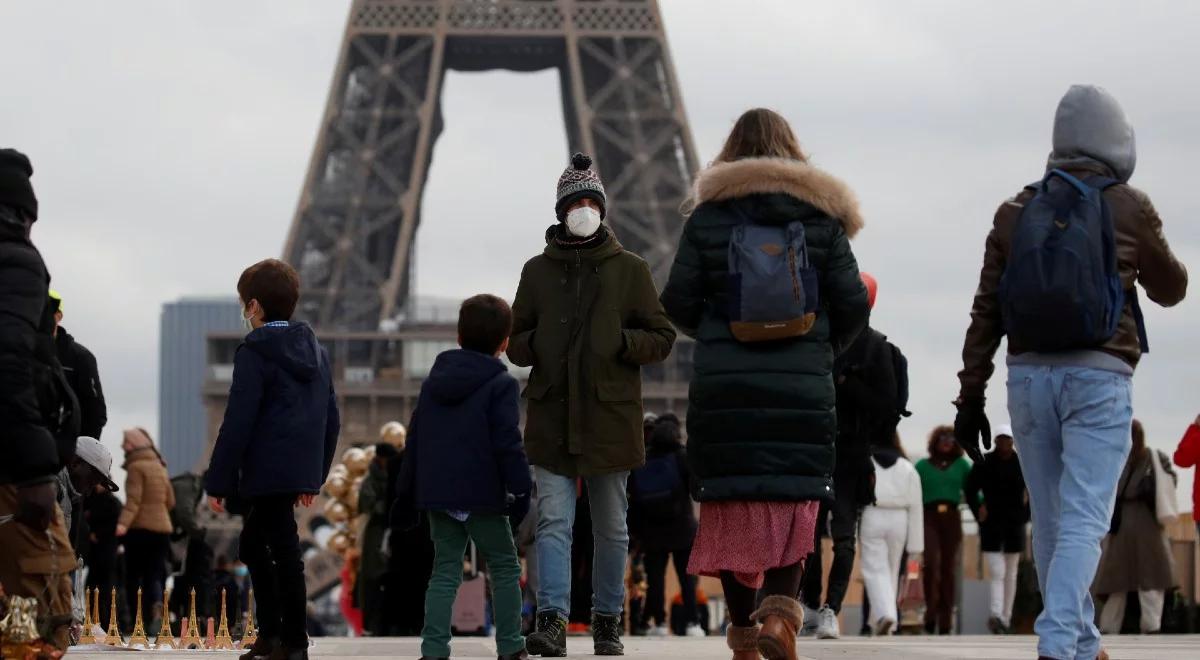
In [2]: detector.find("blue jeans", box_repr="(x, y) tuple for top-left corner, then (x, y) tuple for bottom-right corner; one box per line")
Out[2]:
(534, 467), (630, 617)
(1007, 365), (1133, 660)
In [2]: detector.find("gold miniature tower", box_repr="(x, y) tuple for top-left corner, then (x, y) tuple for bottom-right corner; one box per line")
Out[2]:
(127, 587), (151, 648)
(92, 588), (103, 639)
(103, 588), (122, 646)
(78, 587), (95, 645)
(241, 588), (258, 647)
(179, 588), (204, 649)
(212, 589), (236, 650)
(155, 588), (177, 649)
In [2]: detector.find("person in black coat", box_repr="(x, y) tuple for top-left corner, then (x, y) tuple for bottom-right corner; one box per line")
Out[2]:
(628, 413), (701, 636)
(0, 148), (81, 653)
(964, 425), (1029, 633)
(48, 291), (107, 440)
(204, 259), (341, 660)
(801, 273), (909, 638)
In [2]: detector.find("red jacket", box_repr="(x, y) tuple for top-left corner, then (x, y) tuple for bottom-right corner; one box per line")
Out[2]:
(1173, 424), (1200, 521)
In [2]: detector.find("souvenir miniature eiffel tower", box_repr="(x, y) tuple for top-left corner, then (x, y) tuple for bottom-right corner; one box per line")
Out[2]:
(211, 588), (236, 649)
(126, 588), (151, 648)
(103, 588), (123, 646)
(178, 589), (204, 649)
(91, 588), (103, 639)
(78, 588), (96, 644)
(240, 588), (257, 647)
(155, 588), (177, 649)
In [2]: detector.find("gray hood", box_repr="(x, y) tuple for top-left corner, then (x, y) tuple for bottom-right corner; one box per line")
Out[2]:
(1047, 84), (1136, 183)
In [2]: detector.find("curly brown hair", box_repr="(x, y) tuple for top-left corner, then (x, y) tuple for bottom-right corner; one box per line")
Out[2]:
(927, 424), (962, 459)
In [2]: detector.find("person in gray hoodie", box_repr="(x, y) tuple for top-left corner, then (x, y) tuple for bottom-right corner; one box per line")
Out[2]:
(954, 85), (1187, 660)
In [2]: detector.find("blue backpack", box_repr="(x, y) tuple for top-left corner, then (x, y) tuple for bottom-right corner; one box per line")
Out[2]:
(999, 169), (1148, 353)
(727, 210), (819, 342)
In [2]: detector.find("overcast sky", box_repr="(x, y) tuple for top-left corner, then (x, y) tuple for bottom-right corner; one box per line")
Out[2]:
(2, 1), (1198, 502)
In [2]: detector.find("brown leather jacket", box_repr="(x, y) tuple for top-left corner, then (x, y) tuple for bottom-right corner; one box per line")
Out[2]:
(959, 162), (1188, 401)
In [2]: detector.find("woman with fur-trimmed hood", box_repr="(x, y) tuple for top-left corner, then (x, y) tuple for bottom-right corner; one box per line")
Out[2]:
(661, 108), (869, 660)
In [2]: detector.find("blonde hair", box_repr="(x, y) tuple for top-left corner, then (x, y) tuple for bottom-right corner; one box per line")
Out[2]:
(714, 108), (807, 164)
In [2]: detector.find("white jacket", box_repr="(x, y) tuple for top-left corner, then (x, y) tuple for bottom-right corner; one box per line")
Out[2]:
(870, 455), (924, 553)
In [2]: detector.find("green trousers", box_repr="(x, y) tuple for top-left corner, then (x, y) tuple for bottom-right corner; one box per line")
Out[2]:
(422, 511), (525, 658)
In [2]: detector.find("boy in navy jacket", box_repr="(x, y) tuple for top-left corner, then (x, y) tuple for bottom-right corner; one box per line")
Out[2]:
(403, 294), (532, 660)
(205, 259), (340, 660)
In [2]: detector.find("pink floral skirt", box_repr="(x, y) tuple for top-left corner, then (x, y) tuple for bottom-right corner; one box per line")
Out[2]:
(688, 500), (820, 589)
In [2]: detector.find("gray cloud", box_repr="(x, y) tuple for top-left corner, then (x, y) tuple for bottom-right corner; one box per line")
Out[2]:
(2, 0), (1197, 499)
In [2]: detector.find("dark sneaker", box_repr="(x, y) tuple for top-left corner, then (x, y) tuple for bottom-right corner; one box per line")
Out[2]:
(240, 636), (279, 660)
(526, 611), (567, 657)
(592, 612), (624, 656)
(987, 616), (1005, 635)
(498, 650), (529, 660)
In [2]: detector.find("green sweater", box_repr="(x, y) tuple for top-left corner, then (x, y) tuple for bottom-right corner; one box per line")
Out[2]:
(915, 457), (972, 505)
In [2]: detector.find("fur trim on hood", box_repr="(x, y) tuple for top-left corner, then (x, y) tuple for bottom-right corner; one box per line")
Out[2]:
(691, 157), (864, 238)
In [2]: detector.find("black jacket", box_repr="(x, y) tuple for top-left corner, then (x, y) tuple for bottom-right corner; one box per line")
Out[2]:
(964, 452), (1029, 527)
(55, 327), (106, 440)
(834, 327), (904, 474)
(0, 211), (79, 485)
(205, 322), (340, 499)
(402, 349), (532, 513)
(660, 158), (869, 502)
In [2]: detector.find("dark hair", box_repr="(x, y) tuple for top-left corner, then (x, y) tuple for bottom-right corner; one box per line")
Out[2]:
(927, 424), (963, 459)
(458, 294), (513, 355)
(1132, 418), (1145, 450)
(237, 259), (301, 322)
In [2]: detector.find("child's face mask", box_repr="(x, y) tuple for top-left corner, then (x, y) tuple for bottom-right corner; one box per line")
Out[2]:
(566, 206), (601, 238)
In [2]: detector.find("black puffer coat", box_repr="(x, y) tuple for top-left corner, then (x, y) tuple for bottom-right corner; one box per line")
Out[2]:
(0, 208), (79, 485)
(660, 158), (869, 502)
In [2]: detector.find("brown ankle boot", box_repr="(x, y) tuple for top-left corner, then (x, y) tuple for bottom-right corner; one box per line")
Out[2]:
(726, 624), (760, 660)
(752, 595), (803, 660)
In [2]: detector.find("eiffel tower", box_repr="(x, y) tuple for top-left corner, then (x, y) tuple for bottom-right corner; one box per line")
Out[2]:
(283, 0), (699, 331)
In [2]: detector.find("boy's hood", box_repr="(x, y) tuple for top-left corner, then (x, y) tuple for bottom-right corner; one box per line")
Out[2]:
(425, 349), (507, 404)
(245, 322), (322, 382)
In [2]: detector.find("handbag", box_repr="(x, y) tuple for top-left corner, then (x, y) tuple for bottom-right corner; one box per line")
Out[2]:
(898, 558), (925, 613)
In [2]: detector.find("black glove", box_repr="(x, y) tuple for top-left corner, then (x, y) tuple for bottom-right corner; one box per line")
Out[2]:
(16, 481), (58, 531)
(953, 397), (991, 463)
(506, 492), (531, 530)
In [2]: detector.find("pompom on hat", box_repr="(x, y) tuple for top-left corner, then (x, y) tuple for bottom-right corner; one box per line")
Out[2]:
(555, 152), (607, 220)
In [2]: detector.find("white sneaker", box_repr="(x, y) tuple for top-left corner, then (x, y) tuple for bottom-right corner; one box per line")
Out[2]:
(815, 605), (840, 640)
(648, 625), (669, 637)
(798, 604), (820, 637)
(685, 624), (706, 637)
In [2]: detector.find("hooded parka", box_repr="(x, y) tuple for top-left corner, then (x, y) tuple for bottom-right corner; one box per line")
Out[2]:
(660, 158), (870, 503)
(508, 226), (676, 478)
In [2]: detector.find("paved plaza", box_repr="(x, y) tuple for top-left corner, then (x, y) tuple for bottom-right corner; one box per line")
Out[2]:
(66, 635), (1200, 659)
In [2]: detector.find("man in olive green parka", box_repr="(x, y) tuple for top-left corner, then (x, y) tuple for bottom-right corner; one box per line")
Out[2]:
(508, 152), (675, 657)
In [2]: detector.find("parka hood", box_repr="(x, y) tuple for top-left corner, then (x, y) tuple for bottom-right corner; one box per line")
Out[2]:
(245, 322), (322, 382)
(691, 157), (864, 238)
(1047, 84), (1137, 183)
(425, 349), (507, 405)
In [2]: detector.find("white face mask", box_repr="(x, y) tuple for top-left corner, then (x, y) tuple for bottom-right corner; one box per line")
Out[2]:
(241, 304), (254, 331)
(565, 206), (602, 238)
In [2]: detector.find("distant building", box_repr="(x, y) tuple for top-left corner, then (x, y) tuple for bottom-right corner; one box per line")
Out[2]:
(159, 297), (240, 476)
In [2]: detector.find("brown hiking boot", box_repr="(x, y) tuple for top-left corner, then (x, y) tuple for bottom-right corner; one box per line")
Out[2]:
(726, 624), (761, 660)
(752, 595), (803, 660)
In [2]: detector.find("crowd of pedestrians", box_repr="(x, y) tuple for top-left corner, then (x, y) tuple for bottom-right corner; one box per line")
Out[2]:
(1, 82), (1196, 660)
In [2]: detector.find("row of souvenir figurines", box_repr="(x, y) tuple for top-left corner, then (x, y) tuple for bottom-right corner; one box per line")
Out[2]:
(77, 585), (256, 650)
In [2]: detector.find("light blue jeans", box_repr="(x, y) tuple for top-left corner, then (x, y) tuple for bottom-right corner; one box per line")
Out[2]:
(1007, 365), (1133, 660)
(534, 467), (630, 617)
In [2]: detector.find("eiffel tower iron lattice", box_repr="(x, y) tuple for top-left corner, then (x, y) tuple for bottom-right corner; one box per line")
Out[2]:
(79, 588), (95, 645)
(213, 588), (236, 650)
(283, 0), (699, 331)
(241, 588), (258, 648)
(179, 589), (204, 650)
